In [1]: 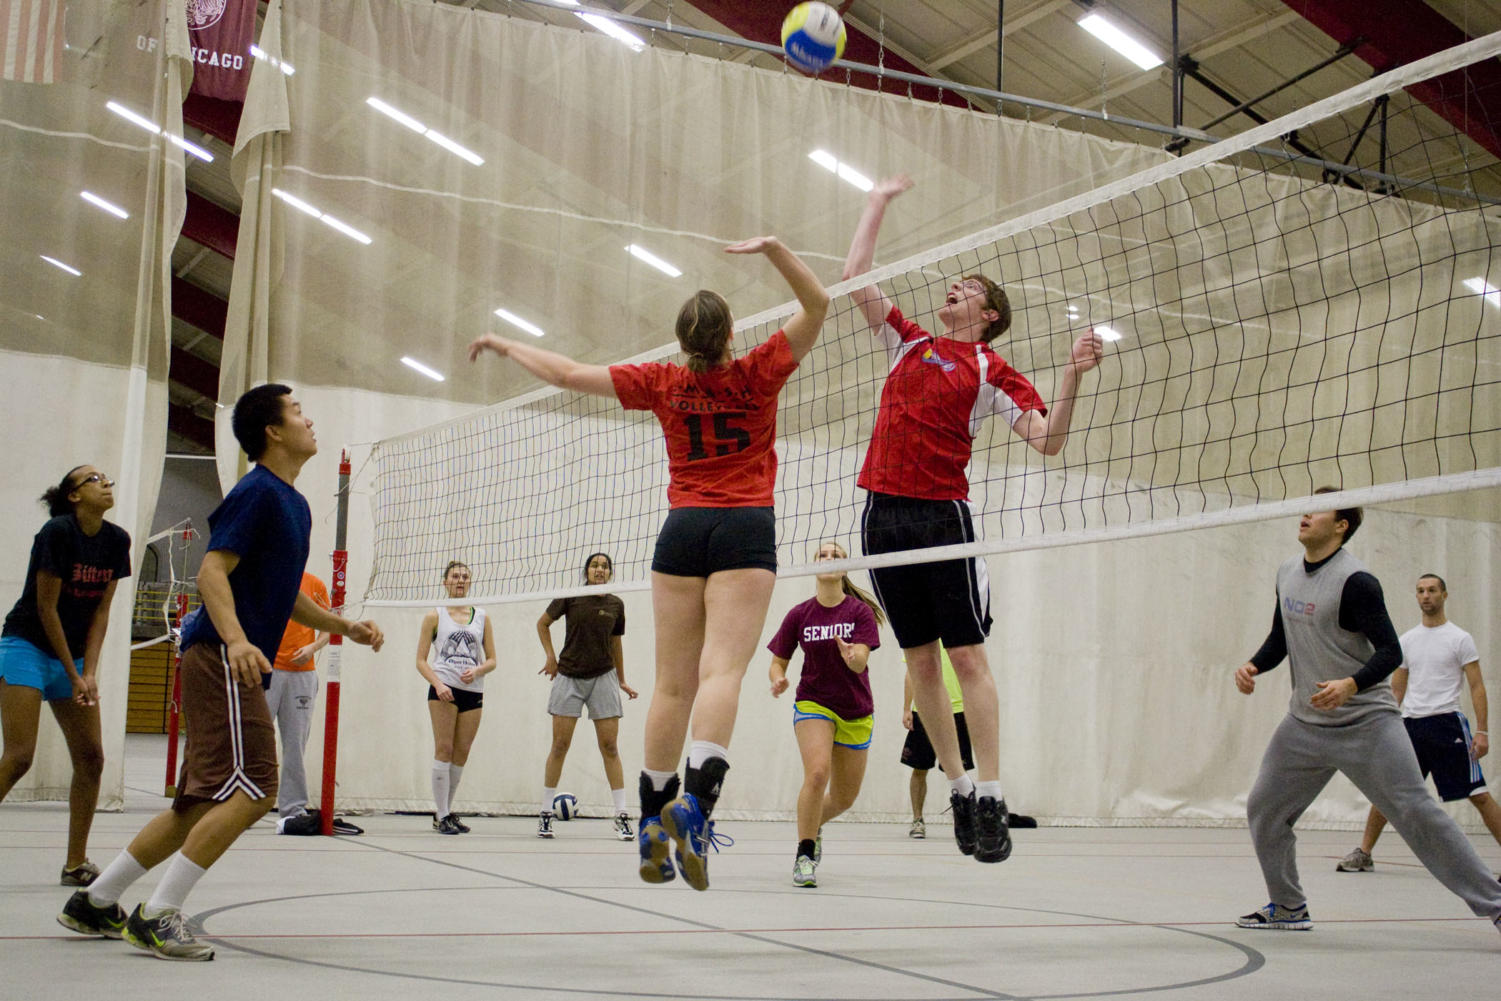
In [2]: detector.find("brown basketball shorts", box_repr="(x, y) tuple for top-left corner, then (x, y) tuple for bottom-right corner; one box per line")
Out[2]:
(172, 642), (279, 811)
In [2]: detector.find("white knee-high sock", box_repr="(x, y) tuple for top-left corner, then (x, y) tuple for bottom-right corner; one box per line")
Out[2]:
(432, 760), (451, 818)
(448, 763), (465, 805)
(145, 853), (206, 917)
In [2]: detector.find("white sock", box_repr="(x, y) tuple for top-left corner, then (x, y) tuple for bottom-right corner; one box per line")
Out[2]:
(976, 780), (1004, 802)
(643, 769), (676, 791)
(144, 854), (206, 917)
(448, 763), (465, 805)
(431, 759), (451, 818)
(541, 786), (557, 815)
(687, 740), (729, 770)
(950, 773), (976, 797)
(611, 787), (629, 814)
(87, 850), (147, 907)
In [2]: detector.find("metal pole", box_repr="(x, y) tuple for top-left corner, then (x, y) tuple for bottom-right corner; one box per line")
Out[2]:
(318, 451), (351, 836)
(1172, 0), (1182, 130)
(996, 0), (1003, 100)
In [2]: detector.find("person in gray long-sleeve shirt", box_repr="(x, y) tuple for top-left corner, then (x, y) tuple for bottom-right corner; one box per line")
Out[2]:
(1231, 487), (1501, 937)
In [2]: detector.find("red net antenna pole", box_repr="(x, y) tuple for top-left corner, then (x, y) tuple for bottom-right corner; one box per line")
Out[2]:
(163, 526), (193, 796)
(319, 451), (351, 836)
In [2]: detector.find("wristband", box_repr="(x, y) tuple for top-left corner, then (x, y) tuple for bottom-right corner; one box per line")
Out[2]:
(1476, 731), (1488, 736)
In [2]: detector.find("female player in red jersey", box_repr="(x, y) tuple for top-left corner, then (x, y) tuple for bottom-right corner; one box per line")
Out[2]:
(470, 236), (828, 890)
(843, 174), (1104, 865)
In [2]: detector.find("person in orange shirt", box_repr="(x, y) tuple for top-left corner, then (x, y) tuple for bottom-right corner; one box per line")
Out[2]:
(266, 572), (328, 828)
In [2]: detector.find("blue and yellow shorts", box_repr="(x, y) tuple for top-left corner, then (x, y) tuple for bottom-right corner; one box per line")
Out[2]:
(793, 700), (873, 749)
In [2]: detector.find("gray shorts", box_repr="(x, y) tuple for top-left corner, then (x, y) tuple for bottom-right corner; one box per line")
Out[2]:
(548, 671), (623, 719)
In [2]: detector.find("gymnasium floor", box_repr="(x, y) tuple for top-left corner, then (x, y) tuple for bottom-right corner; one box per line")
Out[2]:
(1, 736), (1497, 1000)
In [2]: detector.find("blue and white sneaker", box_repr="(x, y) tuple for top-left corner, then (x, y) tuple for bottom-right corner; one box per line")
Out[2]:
(661, 794), (737, 892)
(1235, 902), (1311, 931)
(637, 815), (674, 884)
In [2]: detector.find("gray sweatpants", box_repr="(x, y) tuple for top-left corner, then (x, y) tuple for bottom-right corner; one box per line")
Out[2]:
(1248, 711), (1501, 918)
(265, 670), (320, 816)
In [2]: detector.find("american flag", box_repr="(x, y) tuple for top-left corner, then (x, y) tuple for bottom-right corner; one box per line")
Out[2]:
(1, 0), (64, 85)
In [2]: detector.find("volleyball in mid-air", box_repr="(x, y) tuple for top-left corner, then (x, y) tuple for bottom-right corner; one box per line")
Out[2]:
(552, 792), (578, 820)
(781, 2), (846, 75)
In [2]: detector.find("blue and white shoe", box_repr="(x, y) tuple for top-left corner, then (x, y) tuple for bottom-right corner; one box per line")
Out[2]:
(1235, 902), (1311, 931)
(637, 816), (674, 884)
(661, 794), (737, 891)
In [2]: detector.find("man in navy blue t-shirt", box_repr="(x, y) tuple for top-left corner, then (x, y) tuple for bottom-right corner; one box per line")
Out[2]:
(57, 385), (385, 960)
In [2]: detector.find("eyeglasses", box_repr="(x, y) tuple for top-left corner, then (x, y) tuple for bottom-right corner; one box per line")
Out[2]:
(958, 279), (987, 295)
(73, 473), (114, 489)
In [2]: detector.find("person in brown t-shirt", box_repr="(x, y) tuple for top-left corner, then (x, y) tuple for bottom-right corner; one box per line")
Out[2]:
(535, 552), (637, 840)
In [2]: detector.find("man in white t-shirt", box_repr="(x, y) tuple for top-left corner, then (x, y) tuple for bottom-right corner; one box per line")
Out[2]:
(1337, 573), (1501, 872)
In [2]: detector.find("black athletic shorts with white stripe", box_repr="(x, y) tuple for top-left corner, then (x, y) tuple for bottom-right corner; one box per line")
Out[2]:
(860, 492), (992, 650)
(1405, 712), (1487, 801)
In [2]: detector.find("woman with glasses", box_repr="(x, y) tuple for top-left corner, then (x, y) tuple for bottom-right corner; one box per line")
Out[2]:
(0, 466), (132, 885)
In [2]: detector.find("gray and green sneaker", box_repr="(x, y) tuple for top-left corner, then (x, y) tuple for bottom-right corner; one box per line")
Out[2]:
(1335, 847), (1373, 872)
(122, 904), (214, 961)
(57, 889), (126, 939)
(792, 854), (817, 888)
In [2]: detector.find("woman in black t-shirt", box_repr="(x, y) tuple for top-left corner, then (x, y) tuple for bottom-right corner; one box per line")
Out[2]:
(535, 552), (638, 840)
(0, 465), (132, 886)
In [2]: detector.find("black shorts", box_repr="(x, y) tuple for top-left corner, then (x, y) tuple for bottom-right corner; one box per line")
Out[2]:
(428, 686), (484, 713)
(901, 710), (975, 771)
(651, 506), (776, 577)
(861, 493), (991, 649)
(1405, 712), (1486, 801)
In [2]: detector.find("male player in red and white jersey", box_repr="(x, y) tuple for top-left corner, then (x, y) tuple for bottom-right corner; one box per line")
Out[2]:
(842, 173), (1105, 863)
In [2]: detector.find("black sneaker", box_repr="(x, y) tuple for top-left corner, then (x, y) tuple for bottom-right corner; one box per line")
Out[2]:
(436, 814), (462, 835)
(277, 811), (321, 836)
(449, 814), (470, 834)
(122, 904), (215, 960)
(975, 796), (1013, 863)
(331, 817), (364, 835)
(949, 789), (977, 856)
(57, 889), (126, 938)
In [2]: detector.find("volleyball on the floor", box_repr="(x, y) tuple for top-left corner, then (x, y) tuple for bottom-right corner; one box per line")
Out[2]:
(781, 2), (846, 74)
(552, 792), (578, 820)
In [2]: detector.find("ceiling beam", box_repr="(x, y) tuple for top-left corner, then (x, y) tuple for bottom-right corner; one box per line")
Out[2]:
(167, 403), (216, 450)
(183, 191), (239, 260)
(1282, 0), (1501, 159)
(928, 0), (1071, 71)
(169, 347), (219, 400)
(171, 277), (227, 340)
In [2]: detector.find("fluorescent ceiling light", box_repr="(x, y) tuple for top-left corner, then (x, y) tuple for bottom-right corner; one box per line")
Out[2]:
(365, 96), (485, 165)
(626, 243), (682, 278)
(272, 188), (373, 244)
(106, 100), (213, 162)
(573, 9), (646, 52)
(80, 190), (129, 219)
(1078, 13), (1163, 71)
(807, 149), (874, 192)
(1463, 276), (1500, 307)
(41, 255), (82, 276)
(1095, 325), (1124, 342)
(249, 44), (295, 75)
(494, 308), (545, 338)
(401, 356), (446, 382)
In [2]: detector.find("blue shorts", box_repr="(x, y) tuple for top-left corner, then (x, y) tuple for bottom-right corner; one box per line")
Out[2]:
(0, 635), (81, 701)
(1405, 712), (1487, 801)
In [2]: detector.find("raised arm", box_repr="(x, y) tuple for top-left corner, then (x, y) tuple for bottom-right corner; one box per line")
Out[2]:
(841, 174), (913, 332)
(724, 237), (829, 362)
(467, 336), (619, 398)
(1012, 330), (1106, 456)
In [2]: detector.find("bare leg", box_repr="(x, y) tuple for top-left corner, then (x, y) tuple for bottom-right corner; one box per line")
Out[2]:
(946, 643), (1000, 783)
(178, 790), (275, 869)
(909, 768), (928, 821)
(545, 714), (579, 787)
(643, 572), (706, 772)
(450, 708), (484, 768)
(793, 718), (835, 842)
(1359, 805), (1388, 854)
(1470, 791), (1501, 847)
(49, 697), (104, 868)
(428, 700), (458, 763)
(904, 644), (965, 781)
(0, 681), (42, 799)
(593, 716), (624, 791)
(123, 800), (215, 869)
(821, 744), (869, 825)
(689, 568), (776, 747)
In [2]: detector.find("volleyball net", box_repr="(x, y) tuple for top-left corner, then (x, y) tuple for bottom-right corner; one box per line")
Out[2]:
(360, 33), (1501, 608)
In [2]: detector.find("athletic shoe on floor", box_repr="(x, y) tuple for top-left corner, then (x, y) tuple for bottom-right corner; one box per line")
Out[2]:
(792, 854), (817, 888)
(277, 811), (321, 836)
(536, 812), (554, 839)
(637, 816), (675, 884)
(448, 814), (470, 834)
(908, 818), (926, 839)
(57, 889), (126, 938)
(949, 789), (978, 856)
(436, 814), (463, 835)
(123, 905), (214, 960)
(1335, 847), (1373, 872)
(1236, 902), (1311, 931)
(331, 817), (364, 835)
(662, 793), (718, 891)
(59, 860), (100, 886)
(612, 813), (634, 841)
(1006, 812), (1038, 829)
(975, 796), (1013, 863)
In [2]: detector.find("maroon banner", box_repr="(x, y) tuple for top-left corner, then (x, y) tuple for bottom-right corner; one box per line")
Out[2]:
(186, 0), (255, 102)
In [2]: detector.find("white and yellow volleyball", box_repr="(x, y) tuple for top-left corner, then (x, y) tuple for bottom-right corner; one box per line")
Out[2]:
(781, 2), (847, 75)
